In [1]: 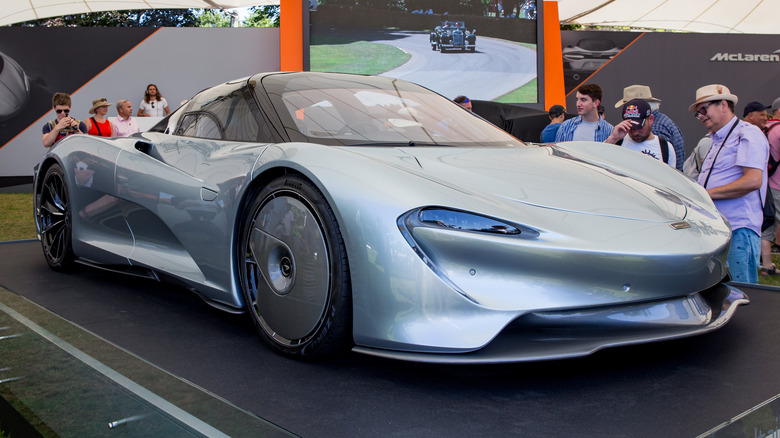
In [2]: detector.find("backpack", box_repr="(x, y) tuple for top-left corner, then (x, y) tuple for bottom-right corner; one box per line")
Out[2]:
(762, 122), (779, 230)
(766, 122), (780, 177)
(617, 137), (670, 164)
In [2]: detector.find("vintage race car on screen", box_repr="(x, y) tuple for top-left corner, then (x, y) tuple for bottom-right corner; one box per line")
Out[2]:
(430, 21), (476, 52)
(34, 72), (747, 363)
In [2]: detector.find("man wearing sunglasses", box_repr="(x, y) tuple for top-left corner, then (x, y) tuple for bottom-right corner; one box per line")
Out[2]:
(42, 92), (87, 148)
(691, 84), (770, 283)
(454, 95), (472, 112)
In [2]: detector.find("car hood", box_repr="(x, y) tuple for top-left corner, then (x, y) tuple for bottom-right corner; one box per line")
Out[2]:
(349, 144), (692, 223)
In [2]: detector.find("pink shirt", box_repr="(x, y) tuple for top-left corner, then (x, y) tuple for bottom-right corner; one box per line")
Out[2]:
(114, 115), (140, 137)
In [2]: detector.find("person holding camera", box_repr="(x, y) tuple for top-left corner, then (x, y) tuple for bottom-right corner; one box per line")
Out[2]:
(42, 92), (88, 148)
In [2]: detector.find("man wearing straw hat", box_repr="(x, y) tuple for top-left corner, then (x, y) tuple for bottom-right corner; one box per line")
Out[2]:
(691, 84), (769, 283)
(615, 85), (685, 171)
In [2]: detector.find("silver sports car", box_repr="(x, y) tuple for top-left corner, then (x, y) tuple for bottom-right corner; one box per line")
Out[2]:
(34, 72), (747, 363)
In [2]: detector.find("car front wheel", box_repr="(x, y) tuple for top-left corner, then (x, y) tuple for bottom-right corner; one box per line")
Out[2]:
(239, 175), (352, 359)
(36, 164), (75, 270)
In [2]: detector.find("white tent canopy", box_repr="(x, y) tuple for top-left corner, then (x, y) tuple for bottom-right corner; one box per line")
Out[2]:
(4, 0), (778, 33)
(556, 0), (780, 34)
(1, 0), (279, 26)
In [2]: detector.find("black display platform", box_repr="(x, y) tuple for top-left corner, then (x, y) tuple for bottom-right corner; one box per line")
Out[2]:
(2, 240), (779, 437)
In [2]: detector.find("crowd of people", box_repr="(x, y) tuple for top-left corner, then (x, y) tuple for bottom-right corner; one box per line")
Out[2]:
(536, 82), (780, 284)
(41, 83), (170, 148)
(43, 80), (780, 285)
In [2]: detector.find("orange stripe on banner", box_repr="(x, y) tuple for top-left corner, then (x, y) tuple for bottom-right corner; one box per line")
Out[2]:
(280, 0), (303, 71)
(543, 0), (565, 108)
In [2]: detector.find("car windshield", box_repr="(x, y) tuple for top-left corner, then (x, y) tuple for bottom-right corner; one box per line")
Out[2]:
(260, 73), (523, 148)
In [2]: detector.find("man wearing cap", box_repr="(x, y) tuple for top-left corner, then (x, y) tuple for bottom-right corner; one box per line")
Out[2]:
(741, 101), (773, 275)
(692, 84), (770, 283)
(42, 92), (88, 148)
(743, 101), (770, 131)
(604, 99), (676, 168)
(541, 104), (565, 142)
(615, 85), (685, 171)
(555, 83), (613, 142)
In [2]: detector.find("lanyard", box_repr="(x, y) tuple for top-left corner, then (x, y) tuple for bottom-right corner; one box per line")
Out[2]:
(702, 119), (740, 189)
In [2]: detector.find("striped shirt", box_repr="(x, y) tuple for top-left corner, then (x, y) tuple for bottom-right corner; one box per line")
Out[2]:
(651, 111), (685, 171)
(554, 116), (613, 142)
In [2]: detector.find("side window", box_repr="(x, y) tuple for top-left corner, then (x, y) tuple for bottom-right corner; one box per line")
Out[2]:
(177, 113), (223, 140)
(175, 85), (275, 143)
(194, 114), (222, 139)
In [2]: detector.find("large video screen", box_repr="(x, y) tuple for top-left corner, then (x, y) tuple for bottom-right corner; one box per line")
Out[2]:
(308, 0), (539, 103)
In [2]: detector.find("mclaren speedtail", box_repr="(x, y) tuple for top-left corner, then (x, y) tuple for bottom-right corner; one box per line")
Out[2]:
(34, 72), (747, 363)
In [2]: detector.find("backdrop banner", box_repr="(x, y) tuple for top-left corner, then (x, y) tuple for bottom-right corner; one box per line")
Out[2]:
(561, 30), (780, 157)
(0, 27), (280, 180)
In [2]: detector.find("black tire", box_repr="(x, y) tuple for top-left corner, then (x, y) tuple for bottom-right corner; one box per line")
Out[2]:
(239, 175), (352, 359)
(36, 164), (75, 270)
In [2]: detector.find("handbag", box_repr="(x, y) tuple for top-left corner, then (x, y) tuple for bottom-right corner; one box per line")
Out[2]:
(763, 186), (775, 231)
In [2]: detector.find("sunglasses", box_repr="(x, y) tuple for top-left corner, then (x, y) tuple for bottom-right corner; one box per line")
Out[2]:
(56, 109), (70, 114)
(695, 101), (719, 119)
(151, 102), (155, 108)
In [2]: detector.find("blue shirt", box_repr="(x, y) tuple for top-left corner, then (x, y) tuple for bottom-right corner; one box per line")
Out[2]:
(651, 111), (685, 171)
(554, 116), (613, 142)
(697, 116), (769, 235)
(541, 123), (561, 142)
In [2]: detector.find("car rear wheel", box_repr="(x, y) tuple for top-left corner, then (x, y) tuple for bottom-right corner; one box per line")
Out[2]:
(239, 175), (352, 359)
(36, 164), (75, 270)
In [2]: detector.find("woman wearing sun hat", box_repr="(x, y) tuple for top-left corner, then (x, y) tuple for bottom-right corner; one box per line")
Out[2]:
(84, 97), (114, 137)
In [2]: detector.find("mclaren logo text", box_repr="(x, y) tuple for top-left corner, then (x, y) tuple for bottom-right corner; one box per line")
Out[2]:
(710, 50), (780, 62)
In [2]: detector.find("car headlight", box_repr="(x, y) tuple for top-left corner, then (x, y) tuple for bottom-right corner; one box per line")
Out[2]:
(418, 208), (521, 235)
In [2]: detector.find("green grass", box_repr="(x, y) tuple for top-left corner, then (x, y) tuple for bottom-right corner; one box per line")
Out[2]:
(760, 255), (780, 286)
(310, 36), (410, 75)
(0, 193), (36, 241)
(494, 78), (538, 104)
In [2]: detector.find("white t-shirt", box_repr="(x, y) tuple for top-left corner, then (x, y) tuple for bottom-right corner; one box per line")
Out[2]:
(620, 135), (677, 168)
(139, 98), (168, 117)
(572, 121), (598, 141)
